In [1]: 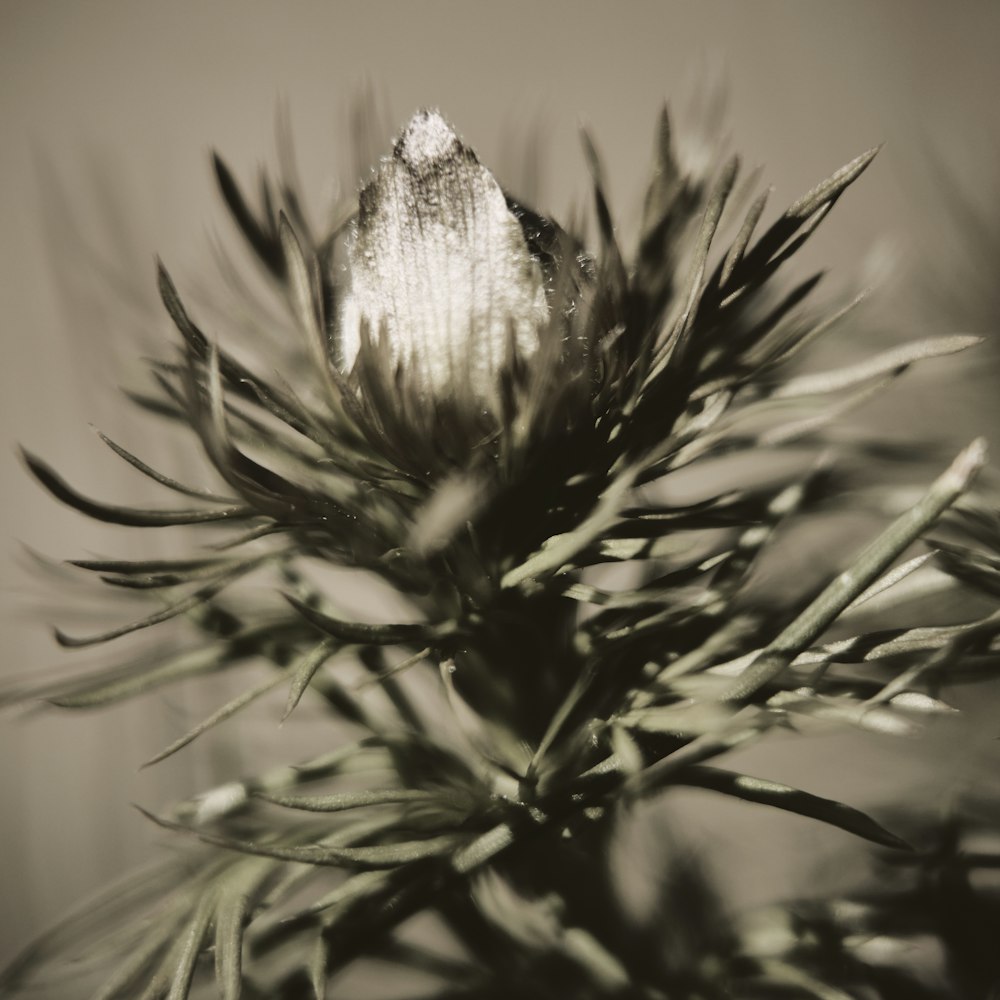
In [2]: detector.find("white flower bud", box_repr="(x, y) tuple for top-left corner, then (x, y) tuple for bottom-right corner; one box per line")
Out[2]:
(339, 110), (548, 400)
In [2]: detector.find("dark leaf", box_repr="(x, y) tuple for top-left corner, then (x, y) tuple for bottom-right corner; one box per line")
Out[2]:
(676, 765), (912, 850)
(213, 153), (286, 279)
(23, 449), (251, 527)
(283, 593), (446, 646)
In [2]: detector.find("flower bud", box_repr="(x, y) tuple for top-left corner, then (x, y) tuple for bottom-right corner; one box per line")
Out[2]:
(339, 110), (548, 400)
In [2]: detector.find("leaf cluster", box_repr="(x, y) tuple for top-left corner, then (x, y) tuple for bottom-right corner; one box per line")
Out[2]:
(6, 107), (1000, 999)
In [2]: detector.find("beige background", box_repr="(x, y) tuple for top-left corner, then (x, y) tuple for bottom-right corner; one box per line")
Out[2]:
(3, 0), (1000, 974)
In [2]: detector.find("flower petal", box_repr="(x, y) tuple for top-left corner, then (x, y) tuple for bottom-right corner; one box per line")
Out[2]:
(339, 109), (548, 399)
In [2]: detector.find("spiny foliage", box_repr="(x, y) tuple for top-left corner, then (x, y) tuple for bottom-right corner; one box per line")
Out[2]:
(4, 106), (1000, 999)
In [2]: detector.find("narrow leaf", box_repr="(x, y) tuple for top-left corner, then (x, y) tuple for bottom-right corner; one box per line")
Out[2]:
(772, 334), (981, 399)
(719, 186), (770, 288)
(844, 551), (936, 612)
(786, 146), (881, 222)
(55, 563), (257, 648)
(721, 439), (986, 701)
(502, 467), (638, 589)
(309, 932), (330, 1000)
(96, 430), (238, 503)
(283, 638), (339, 720)
(283, 593), (444, 645)
(294, 869), (395, 921)
(259, 788), (433, 813)
(0, 861), (179, 993)
(754, 958), (858, 1000)
(278, 212), (323, 343)
(164, 896), (214, 1000)
(142, 673), (285, 767)
(44, 626), (294, 709)
(212, 153), (285, 278)
(22, 450), (250, 526)
(676, 765), (911, 850)
(214, 891), (249, 1000)
(142, 669), (289, 768)
(91, 903), (191, 1000)
(137, 808), (458, 869)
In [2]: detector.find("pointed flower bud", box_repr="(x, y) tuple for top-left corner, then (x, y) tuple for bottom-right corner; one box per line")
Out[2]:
(339, 110), (548, 400)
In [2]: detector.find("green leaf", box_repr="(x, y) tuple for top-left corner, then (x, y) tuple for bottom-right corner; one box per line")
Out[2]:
(244, 832), (459, 869)
(451, 823), (517, 876)
(617, 699), (738, 739)
(676, 765), (911, 850)
(159, 264), (316, 440)
(627, 705), (780, 793)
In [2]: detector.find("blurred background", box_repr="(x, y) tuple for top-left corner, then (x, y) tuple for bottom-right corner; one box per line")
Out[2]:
(2, 0), (1000, 974)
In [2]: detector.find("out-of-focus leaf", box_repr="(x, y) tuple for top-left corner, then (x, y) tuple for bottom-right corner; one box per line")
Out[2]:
(888, 691), (958, 714)
(676, 765), (911, 850)
(22, 449), (251, 526)
(753, 957), (857, 1000)
(38, 624), (297, 709)
(617, 699), (737, 739)
(162, 895), (214, 1000)
(719, 186), (769, 288)
(772, 334), (981, 399)
(502, 466), (638, 589)
(212, 153), (285, 279)
(96, 430), (238, 502)
(742, 147), (880, 277)
(259, 788), (434, 813)
(138, 808), (459, 869)
(283, 638), (339, 720)
(309, 931), (330, 1000)
(91, 902), (192, 1000)
(650, 155), (739, 372)
(843, 551), (936, 612)
(768, 690), (917, 737)
(721, 438), (985, 701)
(278, 212), (324, 347)
(283, 593), (446, 645)
(54, 560), (264, 648)
(214, 889), (249, 1000)
(0, 862), (181, 994)
(142, 668), (289, 768)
